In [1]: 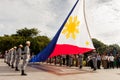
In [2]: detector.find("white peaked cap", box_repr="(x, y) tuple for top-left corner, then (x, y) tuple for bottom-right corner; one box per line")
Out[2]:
(19, 44), (23, 47)
(14, 46), (17, 49)
(26, 41), (30, 44)
(11, 48), (14, 50)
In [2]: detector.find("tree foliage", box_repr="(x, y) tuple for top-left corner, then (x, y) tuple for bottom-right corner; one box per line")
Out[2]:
(92, 38), (107, 54)
(0, 28), (50, 55)
(16, 27), (40, 37)
(92, 38), (120, 54)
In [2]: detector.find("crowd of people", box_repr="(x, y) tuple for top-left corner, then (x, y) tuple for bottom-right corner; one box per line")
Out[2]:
(46, 50), (98, 71)
(4, 41), (31, 76)
(47, 54), (84, 69)
(46, 50), (120, 71)
(101, 53), (120, 69)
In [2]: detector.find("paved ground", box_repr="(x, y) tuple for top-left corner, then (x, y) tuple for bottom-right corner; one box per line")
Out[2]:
(0, 59), (120, 80)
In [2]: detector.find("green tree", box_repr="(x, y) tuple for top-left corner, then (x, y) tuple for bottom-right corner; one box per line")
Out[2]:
(0, 28), (50, 56)
(106, 44), (120, 55)
(30, 36), (50, 55)
(92, 38), (107, 54)
(16, 27), (40, 37)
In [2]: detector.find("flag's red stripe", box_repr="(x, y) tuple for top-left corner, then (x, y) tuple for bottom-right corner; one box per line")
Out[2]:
(49, 44), (94, 58)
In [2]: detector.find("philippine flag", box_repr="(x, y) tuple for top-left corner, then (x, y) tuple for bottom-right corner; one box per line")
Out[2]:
(30, 0), (94, 62)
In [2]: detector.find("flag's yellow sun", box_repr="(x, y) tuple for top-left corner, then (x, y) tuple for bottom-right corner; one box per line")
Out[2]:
(62, 16), (80, 39)
(86, 41), (90, 46)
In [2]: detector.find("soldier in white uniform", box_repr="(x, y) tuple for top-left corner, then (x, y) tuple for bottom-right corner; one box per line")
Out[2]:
(15, 44), (23, 71)
(11, 46), (17, 68)
(4, 50), (8, 63)
(7, 50), (10, 65)
(8, 48), (14, 66)
(21, 41), (30, 76)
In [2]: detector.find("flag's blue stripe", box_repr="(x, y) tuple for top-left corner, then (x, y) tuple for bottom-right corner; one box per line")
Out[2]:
(29, 0), (79, 62)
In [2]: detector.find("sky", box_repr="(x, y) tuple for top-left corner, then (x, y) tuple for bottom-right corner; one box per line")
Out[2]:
(0, 0), (120, 45)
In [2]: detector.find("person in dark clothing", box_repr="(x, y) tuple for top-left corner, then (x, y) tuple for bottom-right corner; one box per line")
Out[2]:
(97, 54), (101, 69)
(87, 55), (93, 69)
(116, 54), (120, 68)
(69, 55), (73, 67)
(54, 56), (57, 65)
(66, 55), (69, 66)
(59, 56), (62, 66)
(78, 54), (83, 69)
(62, 55), (66, 65)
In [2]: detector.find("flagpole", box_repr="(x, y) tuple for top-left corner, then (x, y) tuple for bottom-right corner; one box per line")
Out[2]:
(83, 0), (92, 38)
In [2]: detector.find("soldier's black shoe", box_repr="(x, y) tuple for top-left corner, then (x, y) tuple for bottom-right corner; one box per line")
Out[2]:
(8, 63), (10, 66)
(21, 73), (27, 76)
(4, 61), (6, 63)
(21, 70), (27, 76)
(6, 62), (8, 64)
(93, 68), (96, 71)
(15, 67), (20, 71)
(11, 65), (14, 68)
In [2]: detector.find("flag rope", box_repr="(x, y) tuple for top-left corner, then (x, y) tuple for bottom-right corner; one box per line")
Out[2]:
(83, 0), (92, 39)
